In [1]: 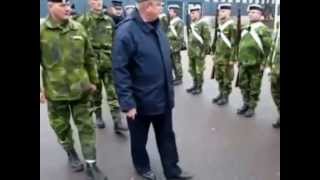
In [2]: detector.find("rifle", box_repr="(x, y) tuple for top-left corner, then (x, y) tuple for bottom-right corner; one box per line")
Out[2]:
(210, 8), (219, 79)
(235, 6), (241, 87)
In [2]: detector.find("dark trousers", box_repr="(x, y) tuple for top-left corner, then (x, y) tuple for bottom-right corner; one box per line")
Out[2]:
(127, 110), (182, 178)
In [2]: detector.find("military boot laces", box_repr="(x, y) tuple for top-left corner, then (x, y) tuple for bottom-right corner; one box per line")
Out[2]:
(212, 93), (223, 104)
(244, 108), (255, 118)
(237, 104), (249, 115)
(95, 111), (105, 129)
(217, 96), (229, 106)
(85, 162), (108, 180)
(67, 149), (84, 172)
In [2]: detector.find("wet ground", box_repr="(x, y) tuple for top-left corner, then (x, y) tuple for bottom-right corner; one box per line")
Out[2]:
(40, 52), (280, 180)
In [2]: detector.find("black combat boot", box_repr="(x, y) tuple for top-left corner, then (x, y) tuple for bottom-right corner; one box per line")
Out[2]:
(67, 149), (84, 172)
(112, 113), (128, 134)
(237, 104), (249, 115)
(212, 93), (222, 104)
(186, 82), (196, 93)
(95, 110), (105, 129)
(173, 78), (183, 86)
(85, 161), (108, 180)
(244, 108), (255, 118)
(272, 118), (280, 128)
(191, 83), (202, 95)
(217, 96), (229, 106)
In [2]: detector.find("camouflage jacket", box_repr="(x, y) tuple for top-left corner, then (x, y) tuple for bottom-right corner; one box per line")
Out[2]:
(238, 21), (272, 66)
(212, 19), (237, 64)
(188, 18), (211, 58)
(159, 13), (169, 33)
(77, 11), (115, 72)
(270, 33), (280, 75)
(40, 17), (99, 101)
(167, 16), (185, 53)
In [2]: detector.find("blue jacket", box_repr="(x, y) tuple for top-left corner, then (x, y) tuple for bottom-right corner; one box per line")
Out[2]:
(112, 10), (174, 115)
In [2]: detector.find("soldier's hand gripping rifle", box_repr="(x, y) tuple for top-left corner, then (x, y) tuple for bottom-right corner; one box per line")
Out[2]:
(235, 7), (241, 87)
(210, 8), (219, 79)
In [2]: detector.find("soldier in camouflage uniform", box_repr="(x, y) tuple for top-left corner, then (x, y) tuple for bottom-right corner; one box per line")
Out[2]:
(167, 4), (185, 85)
(77, 0), (128, 133)
(269, 28), (280, 128)
(71, 3), (80, 20)
(159, 2), (169, 33)
(40, 1), (107, 180)
(237, 4), (272, 118)
(186, 5), (211, 95)
(211, 3), (237, 106)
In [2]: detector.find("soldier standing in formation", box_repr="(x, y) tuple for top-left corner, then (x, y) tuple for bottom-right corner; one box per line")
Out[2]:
(77, 0), (128, 133)
(167, 4), (185, 85)
(270, 26), (280, 128)
(186, 5), (211, 95)
(211, 3), (237, 106)
(236, 4), (272, 118)
(40, 0), (108, 179)
(159, 2), (169, 33)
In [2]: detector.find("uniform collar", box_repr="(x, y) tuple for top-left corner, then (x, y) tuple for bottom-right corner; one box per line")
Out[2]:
(89, 10), (105, 19)
(44, 16), (78, 32)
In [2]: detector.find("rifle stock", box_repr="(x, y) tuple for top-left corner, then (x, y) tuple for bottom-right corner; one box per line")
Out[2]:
(235, 6), (241, 87)
(210, 8), (219, 79)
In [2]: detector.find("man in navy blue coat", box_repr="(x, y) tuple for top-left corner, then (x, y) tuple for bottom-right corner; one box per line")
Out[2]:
(112, 0), (193, 180)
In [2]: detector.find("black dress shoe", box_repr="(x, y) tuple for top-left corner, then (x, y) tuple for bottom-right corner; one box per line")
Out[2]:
(167, 171), (193, 180)
(138, 170), (156, 180)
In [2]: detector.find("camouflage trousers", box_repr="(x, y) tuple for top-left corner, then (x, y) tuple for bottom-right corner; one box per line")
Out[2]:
(188, 55), (206, 88)
(171, 51), (183, 80)
(214, 63), (234, 97)
(271, 72), (280, 114)
(47, 97), (96, 160)
(238, 65), (264, 109)
(91, 71), (121, 123)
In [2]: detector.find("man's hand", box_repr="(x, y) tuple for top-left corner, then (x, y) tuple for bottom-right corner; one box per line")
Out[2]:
(40, 92), (46, 104)
(127, 108), (137, 120)
(89, 84), (97, 93)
